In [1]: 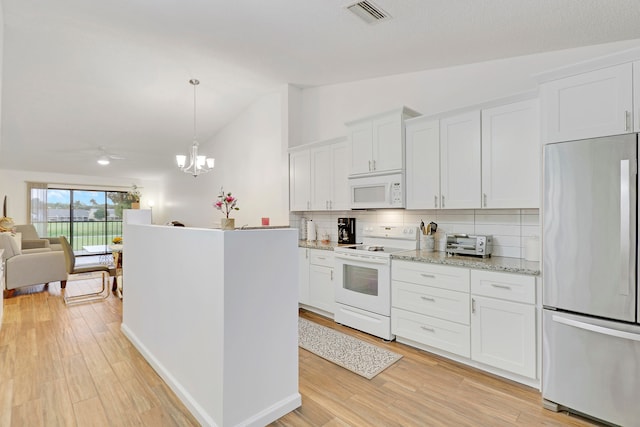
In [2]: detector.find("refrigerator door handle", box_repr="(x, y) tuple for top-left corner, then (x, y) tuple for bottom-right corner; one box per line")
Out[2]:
(620, 159), (632, 296)
(552, 314), (640, 342)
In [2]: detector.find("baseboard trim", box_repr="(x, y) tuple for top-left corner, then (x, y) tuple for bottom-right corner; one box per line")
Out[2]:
(120, 323), (218, 427)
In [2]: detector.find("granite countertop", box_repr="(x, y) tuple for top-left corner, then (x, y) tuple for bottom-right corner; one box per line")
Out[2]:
(298, 240), (341, 251)
(298, 241), (540, 276)
(392, 250), (541, 276)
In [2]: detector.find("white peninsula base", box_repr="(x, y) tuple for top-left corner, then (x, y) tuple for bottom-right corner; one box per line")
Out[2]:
(121, 224), (301, 427)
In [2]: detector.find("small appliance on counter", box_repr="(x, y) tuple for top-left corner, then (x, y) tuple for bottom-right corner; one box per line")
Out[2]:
(445, 234), (492, 258)
(337, 218), (356, 244)
(306, 219), (316, 242)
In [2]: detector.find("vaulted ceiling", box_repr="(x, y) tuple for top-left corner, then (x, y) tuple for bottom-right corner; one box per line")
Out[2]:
(2, 0), (640, 180)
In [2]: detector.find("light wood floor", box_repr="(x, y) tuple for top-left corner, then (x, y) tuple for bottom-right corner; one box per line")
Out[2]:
(1, 281), (600, 427)
(272, 310), (600, 427)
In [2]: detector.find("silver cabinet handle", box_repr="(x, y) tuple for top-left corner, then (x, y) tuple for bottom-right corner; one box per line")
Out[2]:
(317, 256), (326, 260)
(420, 296), (435, 302)
(326, 200), (329, 210)
(368, 160), (372, 171)
(471, 298), (476, 314)
(329, 200), (332, 210)
(490, 283), (512, 290)
(420, 273), (436, 278)
(483, 193), (487, 207)
(420, 326), (435, 332)
(305, 249), (309, 259)
(625, 110), (632, 132)
(372, 160), (376, 170)
(330, 269), (333, 281)
(441, 195), (445, 208)
(434, 195), (438, 208)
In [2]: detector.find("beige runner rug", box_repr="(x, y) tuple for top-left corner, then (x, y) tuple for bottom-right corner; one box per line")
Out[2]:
(298, 317), (402, 379)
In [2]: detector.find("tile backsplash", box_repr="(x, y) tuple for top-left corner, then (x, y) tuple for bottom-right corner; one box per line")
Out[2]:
(290, 208), (540, 259)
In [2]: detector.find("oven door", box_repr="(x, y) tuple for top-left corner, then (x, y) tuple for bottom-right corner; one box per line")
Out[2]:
(334, 252), (391, 316)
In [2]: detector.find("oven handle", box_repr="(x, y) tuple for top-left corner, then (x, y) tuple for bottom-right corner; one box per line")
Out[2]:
(334, 252), (389, 265)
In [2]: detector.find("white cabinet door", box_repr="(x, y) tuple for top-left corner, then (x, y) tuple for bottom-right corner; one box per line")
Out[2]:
(633, 61), (640, 133)
(470, 295), (536, 379)
(310, 145), (332, 210)
(541, 63), (633, 143)
(481, 99), (540, 209)
(440, 111), (481, 209)
(348, 121), (373, 175)
(309, 264), (334, 315)
(289, 150), (311, 211)
(372, 113), (403, 173)
(298, 248), (310, 305)
(405, 118), (440, 209)
(330, 140), (350, 210)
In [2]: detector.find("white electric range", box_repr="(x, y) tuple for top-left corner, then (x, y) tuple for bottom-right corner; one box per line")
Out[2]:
(333, 224), (419, 340)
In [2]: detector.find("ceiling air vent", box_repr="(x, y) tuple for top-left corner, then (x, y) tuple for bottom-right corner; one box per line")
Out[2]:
(346, 1), (391, 24)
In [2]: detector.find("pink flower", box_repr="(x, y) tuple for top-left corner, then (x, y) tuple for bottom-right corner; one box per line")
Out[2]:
(226, 196), (235, 203)
(214, 188), (240, 218)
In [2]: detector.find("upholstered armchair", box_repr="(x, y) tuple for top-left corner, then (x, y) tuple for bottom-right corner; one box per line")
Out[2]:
(0, 233), (67, 297)
(14, 224), (63, 251)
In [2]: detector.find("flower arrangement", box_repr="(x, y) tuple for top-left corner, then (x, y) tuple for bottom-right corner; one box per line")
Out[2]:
(127, 184), (141, 203)
(112, 236), (123, 244)
(214, 188), (239, 218)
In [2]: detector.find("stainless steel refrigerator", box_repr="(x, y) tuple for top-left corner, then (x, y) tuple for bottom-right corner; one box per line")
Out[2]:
(543, 134), (640, 426)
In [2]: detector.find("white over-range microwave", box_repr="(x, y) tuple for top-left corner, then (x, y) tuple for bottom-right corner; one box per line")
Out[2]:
(348, 172), (404, 209)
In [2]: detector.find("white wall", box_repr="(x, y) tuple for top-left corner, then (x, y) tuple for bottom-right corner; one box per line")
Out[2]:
(297, 39), (640, 145)
(0, 168), (161, 224)
(161, 87), (291, 228)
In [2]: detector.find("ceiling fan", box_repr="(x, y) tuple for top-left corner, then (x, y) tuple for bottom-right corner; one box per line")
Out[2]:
(95, 146), (126, 165)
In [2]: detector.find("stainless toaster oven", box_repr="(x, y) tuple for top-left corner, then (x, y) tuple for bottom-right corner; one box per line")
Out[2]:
(446, 234), (493, 258)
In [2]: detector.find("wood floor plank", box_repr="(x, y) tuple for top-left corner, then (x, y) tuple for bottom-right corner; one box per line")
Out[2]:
(62, 353), (98, 403)
(93, 373), (144, 427)
(40, 378), (76, 427)
(0, 379), (13, 427)
(11, 398), (44, 427)
(73, 396), (109, 427)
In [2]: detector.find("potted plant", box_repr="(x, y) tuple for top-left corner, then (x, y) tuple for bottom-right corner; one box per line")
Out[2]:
(214, 188), (239, 230)
(127, 184), (141, 209)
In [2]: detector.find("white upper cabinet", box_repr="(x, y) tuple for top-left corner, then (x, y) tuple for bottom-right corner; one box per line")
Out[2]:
(289, 138), (348, 212)
(289, 149), (311, 211)
(440, 111), (481, 209)
(311, 139), (349, 211)
(481, 99), (540, 209)
(541, 63), (633, 143)
(405, 118), (440, 209)
(347, 107), (419, 176)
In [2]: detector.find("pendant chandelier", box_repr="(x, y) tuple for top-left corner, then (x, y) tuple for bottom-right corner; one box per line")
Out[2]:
(176, 79), (215, 177)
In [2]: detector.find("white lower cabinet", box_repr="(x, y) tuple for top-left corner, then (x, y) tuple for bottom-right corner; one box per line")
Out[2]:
(299, 249), (334, 316)
(391, 260), (538, 386)
(298, 248), (310, 305)
(470, 270), (537, 379)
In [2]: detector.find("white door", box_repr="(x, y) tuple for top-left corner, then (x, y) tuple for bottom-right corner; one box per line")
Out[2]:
(406, 118), (440, 209)
(481, 99), (540, 209)
(309, 264), (334, 314)
(289, 150), (311, 211)
(310, 145), (332, 210)
(331, 140), (350, 211)
(471, 295), (536, 379)
(372, 113), (403, 173)
(440, 111), (481, 209)
(541, 63), (633, 143)
(348, 121), (373, 175)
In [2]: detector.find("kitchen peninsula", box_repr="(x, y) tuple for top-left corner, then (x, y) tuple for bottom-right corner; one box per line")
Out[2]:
(121, 224), (300, 427)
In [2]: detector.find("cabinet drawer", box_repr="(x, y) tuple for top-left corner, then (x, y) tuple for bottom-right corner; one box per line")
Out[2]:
(471, 270), (535, 304)
(392, 260), (469, 292)
(310, 250), (334, 267)
(392, 308), (470, 357)
(392, 281), (469, 325)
